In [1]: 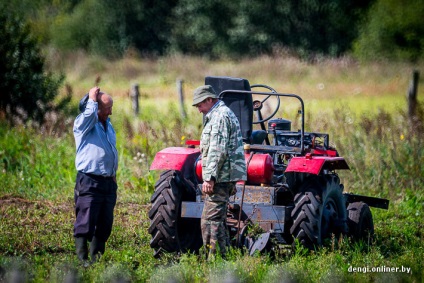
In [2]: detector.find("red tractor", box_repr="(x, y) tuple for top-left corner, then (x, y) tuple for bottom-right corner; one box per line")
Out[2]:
(148, 76), (389, 257)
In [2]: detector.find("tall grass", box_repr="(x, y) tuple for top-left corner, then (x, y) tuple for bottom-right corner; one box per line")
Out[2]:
(0, 121), (75, 201)
(308, 106), (424, 198)
(1, 54), (423, 282)
(46, 51), (423, 102)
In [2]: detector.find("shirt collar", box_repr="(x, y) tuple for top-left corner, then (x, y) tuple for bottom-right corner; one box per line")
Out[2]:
(207, 100), (221, 114)
(204, 100), (222, 125)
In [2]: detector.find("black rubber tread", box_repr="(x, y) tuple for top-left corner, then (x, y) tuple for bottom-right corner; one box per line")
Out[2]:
(149, 170), (181, 252)
(148, 170), (202, 256)
(347, 202), (374, 241)
(290, 175), (347, 249)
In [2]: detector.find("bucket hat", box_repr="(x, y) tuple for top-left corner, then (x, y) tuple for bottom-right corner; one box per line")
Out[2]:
(192, 85), (217, 106)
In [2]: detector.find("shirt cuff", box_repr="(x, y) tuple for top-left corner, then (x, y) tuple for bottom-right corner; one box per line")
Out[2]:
(204, 175), (216, 182)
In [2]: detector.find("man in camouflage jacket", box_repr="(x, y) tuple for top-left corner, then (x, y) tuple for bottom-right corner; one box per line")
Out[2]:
(192, 85), (247, 257)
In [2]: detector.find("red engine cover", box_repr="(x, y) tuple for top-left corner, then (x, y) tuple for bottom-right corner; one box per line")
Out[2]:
(195, 153), (274, 185)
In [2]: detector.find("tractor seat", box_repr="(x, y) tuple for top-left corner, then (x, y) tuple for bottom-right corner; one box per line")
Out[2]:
(205, 76), (254, 144)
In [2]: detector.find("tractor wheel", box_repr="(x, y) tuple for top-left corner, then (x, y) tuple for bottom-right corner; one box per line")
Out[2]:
(290, 175), (347, 249)
(148, 170), (202, 257)
(347, 202), (374, 241)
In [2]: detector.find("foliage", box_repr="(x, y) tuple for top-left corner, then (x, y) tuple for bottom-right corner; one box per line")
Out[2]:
(310, 106), (424, 200)
(353, 0), (424, 62)
(9, 0), (424, 61)
(50, 0), (177, 57)
(4, 0), (379, 59)
(0, 9), (66, 125)
(50, 0), (127, 56)
(0, 123), (75, 200)
(170, 0), (373, 58)
(118, 0), (178, 56)
(1, 0), (75, 44)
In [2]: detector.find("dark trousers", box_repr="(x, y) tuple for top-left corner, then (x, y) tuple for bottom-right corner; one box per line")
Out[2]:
(74, 172), (117, 242)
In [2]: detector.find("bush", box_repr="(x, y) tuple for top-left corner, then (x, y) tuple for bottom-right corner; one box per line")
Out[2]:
(170, 0), (373, 58)
(50, 0), (124, 56)
(0, 10), (65, 125)
(50, 0), (176, 57)
(353, 0), (424, 62)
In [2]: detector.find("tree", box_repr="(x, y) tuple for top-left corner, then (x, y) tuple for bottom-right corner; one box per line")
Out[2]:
(7, 0), (376, 59)
(50, 0), (177, 57)
(170, 0), (374, 58)
(0, 10), (65, 125)
(354, 0), (424, 61)
(170, 0), (235, 58)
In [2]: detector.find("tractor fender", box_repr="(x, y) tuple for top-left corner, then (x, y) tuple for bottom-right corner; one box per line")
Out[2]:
(285, 154), (350, 175)
(150, 147), (201, 178)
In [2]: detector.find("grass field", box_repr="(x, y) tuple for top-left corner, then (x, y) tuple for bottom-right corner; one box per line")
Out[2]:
(1, 53), (423, 282)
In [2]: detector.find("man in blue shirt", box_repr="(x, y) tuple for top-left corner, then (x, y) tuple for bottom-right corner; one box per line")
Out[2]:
(73, 86), (118, 265)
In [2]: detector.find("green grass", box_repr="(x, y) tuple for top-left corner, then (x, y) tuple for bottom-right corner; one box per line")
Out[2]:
(1, 54), (424, 282)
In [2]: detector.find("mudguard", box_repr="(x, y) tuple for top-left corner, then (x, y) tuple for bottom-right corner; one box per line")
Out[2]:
(285, 154), (349, 175)
(150, 147), (201, 178)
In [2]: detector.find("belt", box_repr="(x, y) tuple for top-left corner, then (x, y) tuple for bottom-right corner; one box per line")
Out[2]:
(80, 172), (114, 180)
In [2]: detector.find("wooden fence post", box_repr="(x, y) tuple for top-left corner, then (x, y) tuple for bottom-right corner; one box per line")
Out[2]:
(177, 79), (187, 119)
(408, 70), (419, 120)
(130, 83), (140, 115)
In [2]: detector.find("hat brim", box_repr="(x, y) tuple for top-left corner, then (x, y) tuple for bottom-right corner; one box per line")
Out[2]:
(192, 94), (217, 106)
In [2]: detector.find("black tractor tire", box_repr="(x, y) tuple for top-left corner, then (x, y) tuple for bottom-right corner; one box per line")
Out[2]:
(290, 175), (347, 249)
(347, 202), (374, 241)
(148, 170), (202, 257)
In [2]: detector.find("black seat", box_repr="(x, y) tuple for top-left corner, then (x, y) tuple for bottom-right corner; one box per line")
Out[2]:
(205, 76), (253, 143)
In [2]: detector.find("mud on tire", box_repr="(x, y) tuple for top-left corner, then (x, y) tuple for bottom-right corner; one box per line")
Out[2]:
(148, 170), (202, 257)
(290, 174), (347, 249)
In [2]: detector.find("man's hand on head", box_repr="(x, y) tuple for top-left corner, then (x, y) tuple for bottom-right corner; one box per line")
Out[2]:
(89, 86), (100, 102)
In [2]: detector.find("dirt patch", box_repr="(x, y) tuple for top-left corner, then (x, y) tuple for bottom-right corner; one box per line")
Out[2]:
(0, 194), (150, 221)
(0, 194), (73, 215)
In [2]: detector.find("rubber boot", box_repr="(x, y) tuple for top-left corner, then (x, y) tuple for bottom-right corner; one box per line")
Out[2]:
(75, 237), (89, 267)
(90, 236), (105, 263)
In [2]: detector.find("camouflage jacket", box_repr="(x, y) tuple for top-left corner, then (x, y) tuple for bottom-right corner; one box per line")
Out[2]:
(200, 100), (247, 183)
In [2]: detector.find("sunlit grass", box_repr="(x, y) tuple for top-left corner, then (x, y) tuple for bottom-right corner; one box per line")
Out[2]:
(50, 52), (423, 102)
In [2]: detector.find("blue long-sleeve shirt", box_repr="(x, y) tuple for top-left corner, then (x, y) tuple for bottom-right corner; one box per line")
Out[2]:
(73, 99), (118, 177)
